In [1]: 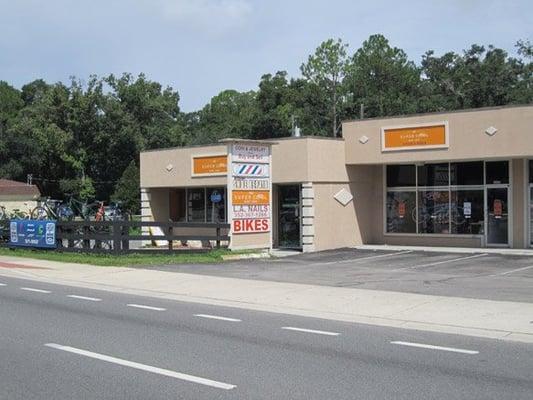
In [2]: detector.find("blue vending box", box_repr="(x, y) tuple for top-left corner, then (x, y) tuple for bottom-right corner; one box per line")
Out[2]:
(9, 220), (57, 249)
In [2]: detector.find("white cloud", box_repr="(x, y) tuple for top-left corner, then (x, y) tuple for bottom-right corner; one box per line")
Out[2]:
(158, 0), (253, 35)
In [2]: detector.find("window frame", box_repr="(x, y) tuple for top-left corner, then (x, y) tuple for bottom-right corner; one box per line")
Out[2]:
(383, 160), (509, 238)
(184, 186), (228, 223)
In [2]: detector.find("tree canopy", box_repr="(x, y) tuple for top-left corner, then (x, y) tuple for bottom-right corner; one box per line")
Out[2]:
(1, 34), (531, 209)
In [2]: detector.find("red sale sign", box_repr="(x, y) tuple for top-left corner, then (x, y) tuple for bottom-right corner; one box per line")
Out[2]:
(232, 219), (270, 233)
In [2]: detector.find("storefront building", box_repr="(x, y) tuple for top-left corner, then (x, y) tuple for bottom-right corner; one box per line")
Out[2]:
(140, 104), (533, 251)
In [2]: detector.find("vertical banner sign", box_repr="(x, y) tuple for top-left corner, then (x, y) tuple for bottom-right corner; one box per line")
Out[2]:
(230, 143), (271, 234)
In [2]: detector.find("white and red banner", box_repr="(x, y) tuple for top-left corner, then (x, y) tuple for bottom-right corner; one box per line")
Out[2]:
(232, 218), (270, 233)
(232, 205), (270, 219)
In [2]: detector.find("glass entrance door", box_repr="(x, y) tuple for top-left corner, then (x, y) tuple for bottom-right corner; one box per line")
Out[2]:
(486, 187), (509, 246)
(278, 185), (301, 248)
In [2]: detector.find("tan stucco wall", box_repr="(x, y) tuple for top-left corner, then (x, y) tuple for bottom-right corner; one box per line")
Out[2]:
(141, 137), (348, 188)
(140, 144), (228, 188)
(343, 105), (533, 165)
(270, 139), (309, 183)
(230, 232), (270, 250)
(146, 188), (170, 221)
(312, 183), (359, 251)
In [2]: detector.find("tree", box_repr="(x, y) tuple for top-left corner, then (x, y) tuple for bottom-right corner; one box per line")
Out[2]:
(186, 89), (256, 144)
(301, 39), (349, 136)
(345, 34), (421, 118)
(112, 160), (140, 214)
(421, 43), (532, 111)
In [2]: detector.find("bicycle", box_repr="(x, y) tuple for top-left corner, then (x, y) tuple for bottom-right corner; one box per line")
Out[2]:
(31, 198), (70, 220)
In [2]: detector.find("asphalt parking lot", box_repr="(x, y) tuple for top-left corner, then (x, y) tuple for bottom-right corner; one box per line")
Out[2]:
(146, 249), (533, 303)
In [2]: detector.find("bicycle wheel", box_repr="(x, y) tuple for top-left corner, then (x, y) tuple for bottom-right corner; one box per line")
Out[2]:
(31, 206), (49, 220)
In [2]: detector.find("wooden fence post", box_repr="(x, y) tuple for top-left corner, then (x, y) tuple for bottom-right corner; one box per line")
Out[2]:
(168, 223), (173, 251)
(83, 223), (90, 249)
(112, 221), (121, 254)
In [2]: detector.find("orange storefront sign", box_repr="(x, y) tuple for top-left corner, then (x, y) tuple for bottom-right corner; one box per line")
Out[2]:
(232, 190), (270, 205)
(382, 124), (448, 151)
(192, 155), (227, 175)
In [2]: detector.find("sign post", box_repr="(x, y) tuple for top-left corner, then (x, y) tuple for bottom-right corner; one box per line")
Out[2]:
(222, 140), (273, 250)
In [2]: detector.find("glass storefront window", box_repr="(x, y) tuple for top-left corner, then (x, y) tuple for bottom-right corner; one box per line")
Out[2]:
(418, 190), (450, 234)
(451, 190), (484, 234)
(386, 165), (416, 187)
(187, 188), (205, 222)
(486, 161), (509, 184)
(385, 160), (509, 237)
(206, 187), (226, 222)
(386, 192), (416, 233)
(450, 162), (484, 186)
(417, 163), (449, 187)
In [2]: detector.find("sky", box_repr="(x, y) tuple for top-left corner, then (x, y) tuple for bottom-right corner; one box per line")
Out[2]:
(0, 0), (531, 112)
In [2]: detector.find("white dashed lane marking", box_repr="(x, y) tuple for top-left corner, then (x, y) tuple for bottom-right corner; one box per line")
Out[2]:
(20, 287), (51, 294)
(391, 341), (479, 355)
(0, 283), (6, 286)
(44, 343), (236, 390)
(194, 314), (242, 322)
(67, 295), (102, 302)
(281, 327), (340, 336)
(126, 304), (166, 311)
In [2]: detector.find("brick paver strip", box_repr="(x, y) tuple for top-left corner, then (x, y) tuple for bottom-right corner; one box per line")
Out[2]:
(0, 262), (51, 270)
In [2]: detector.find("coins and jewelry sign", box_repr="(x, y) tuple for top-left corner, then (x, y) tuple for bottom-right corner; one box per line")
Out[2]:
(229, 143), (271, 234)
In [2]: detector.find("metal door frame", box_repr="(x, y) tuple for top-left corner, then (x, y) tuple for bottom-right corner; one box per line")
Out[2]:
(276, 184), (302, 249)
(485, 184), (511, 247)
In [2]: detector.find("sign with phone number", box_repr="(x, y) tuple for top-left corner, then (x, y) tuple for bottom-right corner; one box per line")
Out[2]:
(10, 220), (57, 249)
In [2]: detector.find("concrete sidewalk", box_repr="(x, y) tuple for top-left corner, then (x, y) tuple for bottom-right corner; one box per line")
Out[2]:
(1, 255), (532, 344)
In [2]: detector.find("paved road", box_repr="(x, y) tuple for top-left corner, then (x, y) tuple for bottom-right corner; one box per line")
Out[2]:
(140, 249), (533, 303)
(1, 276), (532, 399)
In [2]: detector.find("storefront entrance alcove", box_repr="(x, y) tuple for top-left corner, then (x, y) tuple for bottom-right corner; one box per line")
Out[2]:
(277, 185), (302, 249)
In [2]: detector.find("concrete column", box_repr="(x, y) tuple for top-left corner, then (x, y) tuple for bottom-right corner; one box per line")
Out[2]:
(140, 188), (152, 245)
(301, 182), (315, 252)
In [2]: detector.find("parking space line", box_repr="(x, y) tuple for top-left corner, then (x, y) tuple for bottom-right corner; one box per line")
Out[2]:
(318, 250), (413, 266)
(391, 341), (478, 355)
(394, 253), (488, 271)
(44, 343), (236, 390)
(281, 327), (340, 336)
(20, 287), (51, 293)
(67, 295), (102, 302)
(194, 314), (241, 322)
(490, 264), (533, 277)
(126, 304), (166, 311)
